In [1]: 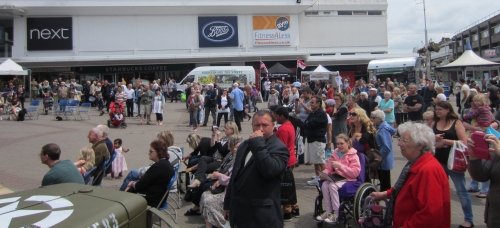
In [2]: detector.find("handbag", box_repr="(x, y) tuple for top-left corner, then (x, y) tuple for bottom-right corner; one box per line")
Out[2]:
(210, 184), (225, 195)
(365, 148), (383, 176)
(280, 168), (297, 205)
(447, 141), (468, 173)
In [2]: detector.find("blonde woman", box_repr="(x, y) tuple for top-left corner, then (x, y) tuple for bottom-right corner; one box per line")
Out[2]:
(268, 89), (278, 107)
(434, 87), (447, 103)
(348, 107), (377, 154)
(74, 147), (95, 176)
(183, 133), (217, 174)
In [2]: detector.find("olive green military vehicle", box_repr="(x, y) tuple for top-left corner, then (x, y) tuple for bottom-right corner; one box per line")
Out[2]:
(0, 183), (178, 228)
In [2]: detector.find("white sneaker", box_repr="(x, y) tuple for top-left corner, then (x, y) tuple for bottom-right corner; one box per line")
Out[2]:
(311, 176), (317, 179)
(324, 214), (337, 224)
(0, 116), (2, 120)
(315, 212), (330, 221)
(307, 176), (319, 186)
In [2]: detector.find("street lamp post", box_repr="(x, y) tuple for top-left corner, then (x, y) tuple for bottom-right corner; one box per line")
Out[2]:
(422, 0), (431, 82)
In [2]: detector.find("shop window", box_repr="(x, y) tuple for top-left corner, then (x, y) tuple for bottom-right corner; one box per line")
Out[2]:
(305, 11), (319, 16)
(368, 11), (383, 15)
(353, 11), (367, 16)
(338, 11), (352, 15)
(323, 11), (331, 15)
(480, 30), (489, 38)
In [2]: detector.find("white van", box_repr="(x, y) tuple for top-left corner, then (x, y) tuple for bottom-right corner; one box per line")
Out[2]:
(176, 66), (256, 97)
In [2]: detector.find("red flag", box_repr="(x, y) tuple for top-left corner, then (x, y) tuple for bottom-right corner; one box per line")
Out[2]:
(297, 59), (306, 70)
(260, 61), (268, 74)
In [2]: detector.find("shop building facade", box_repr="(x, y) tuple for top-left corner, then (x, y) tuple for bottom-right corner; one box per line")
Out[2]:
(3, 0), (398, 84)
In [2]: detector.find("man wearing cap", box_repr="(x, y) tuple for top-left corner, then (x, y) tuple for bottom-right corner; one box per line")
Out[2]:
(367, 88), (381, 117)
(202, 84), (217, 127)
(231, 83), (244, 132)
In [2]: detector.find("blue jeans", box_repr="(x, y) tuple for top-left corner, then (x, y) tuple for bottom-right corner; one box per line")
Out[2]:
(469, 180), (490, 194)
(441, 164), (473, 223)
(252, 97), (258, 112)
(119, 170), (140, 191)
(265, 90), (269, 101)
(229, 107), (234, 122)
(187, 155), (201, 168)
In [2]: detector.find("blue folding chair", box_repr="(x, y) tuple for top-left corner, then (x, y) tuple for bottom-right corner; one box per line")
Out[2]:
(25, 100), (41, 120)
(92, 152), (117, 187)
(66, 100), (80, 120)
(77, 102), (92, 120)
(83, 166), (97, 185)
(157, 166), (180, 223)
(54, 100), (69, 119)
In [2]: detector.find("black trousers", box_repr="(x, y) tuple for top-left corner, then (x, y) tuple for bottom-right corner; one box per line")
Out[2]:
(203, 107), (217, 126)
(234, 109), (244, 132)
(377, 169), (391, 192)
(217, 112), (228, 127)
(155, 113), (163, 121)
(193, 156), (221, 182)
(395, 113), (403, 126)
(171, 91), (178, 102)
(126, 99), (134, 117)
(104, 96), (111, 111)
(191, 179), (215, 207)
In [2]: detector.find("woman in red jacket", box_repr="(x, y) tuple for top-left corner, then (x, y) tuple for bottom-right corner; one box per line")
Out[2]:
(370, 122), (450, 228)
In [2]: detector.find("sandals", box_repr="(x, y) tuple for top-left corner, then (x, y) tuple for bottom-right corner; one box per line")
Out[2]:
(184, 208), (201, 216)
(146, 122), (151, 125)
(476, 194), (487, 198)
(137, 122), (142, 125)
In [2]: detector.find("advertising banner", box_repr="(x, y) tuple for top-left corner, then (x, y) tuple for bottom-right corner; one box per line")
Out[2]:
(27, 17), (73, 51)
(253, 16), (291, 46)
(198, 16), (238, 48)
(484, 49), (498, 58)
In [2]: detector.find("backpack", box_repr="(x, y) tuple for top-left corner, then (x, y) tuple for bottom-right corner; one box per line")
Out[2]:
(17, 109), (26, 121)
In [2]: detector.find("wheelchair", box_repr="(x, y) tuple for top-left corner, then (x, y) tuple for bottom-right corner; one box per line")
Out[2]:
(313, 152), (378, 228)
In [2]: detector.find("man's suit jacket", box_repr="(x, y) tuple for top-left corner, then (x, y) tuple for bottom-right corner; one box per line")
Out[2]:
(224, 134), (289, 228)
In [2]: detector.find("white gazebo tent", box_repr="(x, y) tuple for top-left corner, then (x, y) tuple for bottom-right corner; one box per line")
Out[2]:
(301, 65), (341, 89)
(439, 41), (500, 82)
(0, 59), (31, 98)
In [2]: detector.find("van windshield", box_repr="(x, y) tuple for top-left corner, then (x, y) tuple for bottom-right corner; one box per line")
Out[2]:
(181, 75), (195, 85)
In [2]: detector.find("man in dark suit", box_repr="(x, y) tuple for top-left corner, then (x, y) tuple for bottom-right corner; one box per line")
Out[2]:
(224, 110), (289, 228)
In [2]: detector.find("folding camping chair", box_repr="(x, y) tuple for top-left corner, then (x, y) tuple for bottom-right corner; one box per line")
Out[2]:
(77, 102), (92, 120)
(25, 100), (40, 120)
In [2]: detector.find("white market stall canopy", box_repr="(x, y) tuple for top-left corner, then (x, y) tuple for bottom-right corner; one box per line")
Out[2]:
(439, 42), (500, 70)
(301, 65), (339, 81)
(0, 59), (28, 75)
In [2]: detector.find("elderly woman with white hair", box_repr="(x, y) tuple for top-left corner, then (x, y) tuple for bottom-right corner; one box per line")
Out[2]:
(370, 110), (396, 191)
(378, 91), (395, 125)
(357, 91), (370, 115)
(370, 122), (450, 227)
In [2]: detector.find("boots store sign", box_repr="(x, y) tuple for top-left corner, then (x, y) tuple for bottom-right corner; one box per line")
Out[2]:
(198, 16), (238, 48)
(27, 17), (73, 51)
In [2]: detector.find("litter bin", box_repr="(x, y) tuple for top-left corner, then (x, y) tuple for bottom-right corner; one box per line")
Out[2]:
(442, 85), (450, 100)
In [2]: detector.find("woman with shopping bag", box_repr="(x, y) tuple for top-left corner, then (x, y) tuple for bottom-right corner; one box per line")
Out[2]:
(432, 101), (473, 228)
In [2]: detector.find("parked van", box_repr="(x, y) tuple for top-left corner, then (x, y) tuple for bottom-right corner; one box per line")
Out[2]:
(175, 66), (256, 99)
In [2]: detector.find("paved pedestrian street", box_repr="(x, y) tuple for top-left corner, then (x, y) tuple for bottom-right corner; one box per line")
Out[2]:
(0, 99), (488, 227)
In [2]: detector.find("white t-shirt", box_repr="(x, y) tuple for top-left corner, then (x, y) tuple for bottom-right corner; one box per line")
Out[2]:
(460, 84), (470, 105)
(436, 93), (446, 102)
(374, 95), (382, 104)
(219, 96), (230, 113)
(325, 114), (332, 142)
(264, 81), (271, 91)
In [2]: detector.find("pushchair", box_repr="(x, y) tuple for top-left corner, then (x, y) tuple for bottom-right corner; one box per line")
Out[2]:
(43, 96), (54, 115)
(107, 102), (127, 129)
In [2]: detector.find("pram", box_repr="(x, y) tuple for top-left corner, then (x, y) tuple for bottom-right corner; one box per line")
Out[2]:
(43, 96), (54, 115)
(107, 102), (127, 129)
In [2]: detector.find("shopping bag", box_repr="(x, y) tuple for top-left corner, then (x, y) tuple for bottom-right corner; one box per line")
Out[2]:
(133, 103), (138, 113)
(447, 141), (468, 173)
(297, 136), (304, 155)
(280, 168), (297, 205)
(486, 126), (500, 138)
(181, 93), (187, 102)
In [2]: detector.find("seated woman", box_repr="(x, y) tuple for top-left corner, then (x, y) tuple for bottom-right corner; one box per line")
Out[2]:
(370, 122), (450, 227)
(182, 133), (216, 170)
(199, 135), (244, 228)
(348, 107), (377, 154)
(9, 93), (20, 121)
(119, 131), (175, 191)
(184, 135), (243, 216)
(125, 140), (174, 207)
(187, 122), (239, 188)
(315, 134), (361, 224)
(74, 147), (95, 176)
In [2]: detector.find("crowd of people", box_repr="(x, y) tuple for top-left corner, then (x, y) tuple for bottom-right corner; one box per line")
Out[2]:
(29, 74), (500, 227)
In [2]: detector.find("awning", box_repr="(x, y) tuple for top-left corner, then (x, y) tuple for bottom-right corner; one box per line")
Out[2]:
(438, 41), (500, 70)
(0, 59), (28, 75)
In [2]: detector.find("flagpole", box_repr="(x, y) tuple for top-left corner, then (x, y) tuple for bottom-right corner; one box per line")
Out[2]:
(296, 57), (298, 82)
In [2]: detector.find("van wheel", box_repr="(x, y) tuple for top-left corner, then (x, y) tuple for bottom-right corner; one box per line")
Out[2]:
(176, 92), (181, 101)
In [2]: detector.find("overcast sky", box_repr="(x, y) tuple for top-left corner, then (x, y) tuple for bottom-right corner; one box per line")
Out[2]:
(387, 0), (500, 54)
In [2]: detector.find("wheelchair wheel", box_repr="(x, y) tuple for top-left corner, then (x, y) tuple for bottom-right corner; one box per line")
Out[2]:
(353, 183), (377, 227)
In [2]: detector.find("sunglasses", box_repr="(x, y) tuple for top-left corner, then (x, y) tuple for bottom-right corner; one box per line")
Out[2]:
(349, 113), (357, 116)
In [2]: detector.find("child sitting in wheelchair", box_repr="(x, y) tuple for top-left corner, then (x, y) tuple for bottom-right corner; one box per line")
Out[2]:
(316, 134), (361, 224)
